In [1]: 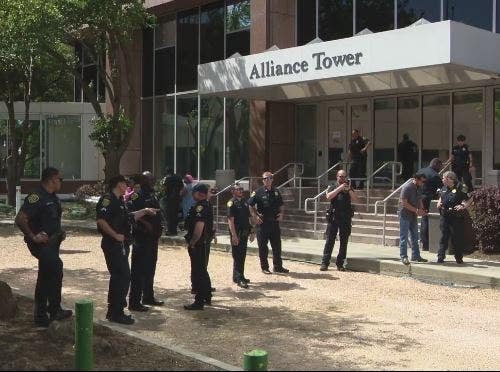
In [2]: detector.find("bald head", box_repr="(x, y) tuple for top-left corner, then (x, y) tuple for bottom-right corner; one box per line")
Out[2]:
(262, 171), (274, 189)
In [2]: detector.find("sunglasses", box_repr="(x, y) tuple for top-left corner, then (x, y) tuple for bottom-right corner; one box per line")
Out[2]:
(263, 176), (273, 180)
(56, 177), (63, 182)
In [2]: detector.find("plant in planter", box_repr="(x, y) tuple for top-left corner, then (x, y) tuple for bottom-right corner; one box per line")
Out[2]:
(470, 186), (500, 254)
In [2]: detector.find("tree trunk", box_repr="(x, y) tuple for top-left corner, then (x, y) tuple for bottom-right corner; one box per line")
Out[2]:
(5, 96), (18, 207)
(103, 150), (123, 183)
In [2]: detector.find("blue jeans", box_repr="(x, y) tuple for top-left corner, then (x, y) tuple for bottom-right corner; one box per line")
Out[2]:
(399, 215), (421, 260)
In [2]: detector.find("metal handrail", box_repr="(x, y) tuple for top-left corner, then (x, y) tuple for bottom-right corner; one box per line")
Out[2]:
(276, 162), (305, 189)
(368, 161), (403, 190)
(439, 160), (452, 175)
(304, 189), (328, 234)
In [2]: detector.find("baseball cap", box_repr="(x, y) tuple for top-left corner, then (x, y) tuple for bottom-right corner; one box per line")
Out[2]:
(192, 183), (209, 194)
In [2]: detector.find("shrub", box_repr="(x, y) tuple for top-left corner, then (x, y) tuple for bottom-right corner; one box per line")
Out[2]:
(470, 186), (500, 253)
(75, 181), (106, 202)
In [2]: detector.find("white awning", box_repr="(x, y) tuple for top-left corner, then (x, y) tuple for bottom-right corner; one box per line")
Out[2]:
(198, 21), (500, 101)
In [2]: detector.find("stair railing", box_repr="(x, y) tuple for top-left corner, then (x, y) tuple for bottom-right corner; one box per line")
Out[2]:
(276, 162), (305, 189)
(304, 188), (328, 235)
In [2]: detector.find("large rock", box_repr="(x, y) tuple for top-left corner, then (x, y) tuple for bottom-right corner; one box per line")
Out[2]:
(47, 319), (75, 343)
(0, 281), (18, 319)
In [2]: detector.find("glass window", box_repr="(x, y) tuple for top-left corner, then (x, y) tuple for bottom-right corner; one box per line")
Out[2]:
(82, 65), (98, 102)
(422, 94), (450, 167)
(397, 96), (420, 171)
(177, 9), (199, 92)
(226, 99), (249, 179)
(296, 105), (317, 177)
(356, 0), (394, 33)
(297, 0), (317, 45)
(45, 115), (81, 179)
(444, 0), (493, 31)
(141, 98), (153, 171)
(156, 15), (176, 48)
(374, 99), (396, 176)
(397, 0), (441, 28)
(142, 28), (154, 97)
(494, 89), (500, 170)
(452, 91), (483, 180)
(155, 46), (175, 95)
(200, 97), (224, 179)
(319, 0), (353, 42)
(200, 1), (224, 64)
(327, 105), (347, 177)
(226, 29), (250, 57)
(156, 97), (175, 175)
(177, 97), (198, 177)
(226, 0), (251, 32)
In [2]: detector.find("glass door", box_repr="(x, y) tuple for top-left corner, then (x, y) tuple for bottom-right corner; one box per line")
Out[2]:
(348, 100), (372, 179)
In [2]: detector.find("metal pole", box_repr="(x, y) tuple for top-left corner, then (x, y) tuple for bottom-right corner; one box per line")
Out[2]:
(243, 349), (268, 371)
(383, 204), (387, 246)
(298, 177), (302, 210)
(313, 199), (317, 233)
(75, 299), (93, 371)
(15, 186), (21, 214)
(216, 195), (220, 232)
(392, 162), (395, 190)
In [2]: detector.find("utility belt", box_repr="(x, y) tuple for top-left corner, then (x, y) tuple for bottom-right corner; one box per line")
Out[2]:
(326, 207), (354, 223)
(440, 207), (466, 218)
(26, 230), (66, 258)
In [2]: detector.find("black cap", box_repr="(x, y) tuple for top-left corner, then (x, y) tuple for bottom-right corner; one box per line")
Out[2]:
(192, 183), (209, 194)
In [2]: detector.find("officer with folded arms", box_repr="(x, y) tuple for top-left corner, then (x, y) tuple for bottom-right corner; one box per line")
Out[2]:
(227, 183), (254, 288)
(96, 175), (159, 325)
(15, 167), (72, 327)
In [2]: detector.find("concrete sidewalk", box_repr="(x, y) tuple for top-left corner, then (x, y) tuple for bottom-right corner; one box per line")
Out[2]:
(2, 219), (499, 288)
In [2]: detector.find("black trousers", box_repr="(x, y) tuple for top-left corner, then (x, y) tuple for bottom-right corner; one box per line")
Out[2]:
(349, 159), (367, 189)
(188, 242), (212, 305)
(401, 160), (414, 181)
(166, 196), (181, 234)
(321, 219), (351, 268)
(256, 221), (283, 270)
(102, 242), (131, 316)
(439, 214), (465, 261)
(453, 167), (473, 192)
(231, 232), (248, 282)
(30, 243), (63, 318)
(420, 196), (432, 250)
(129, 237), (159, 305)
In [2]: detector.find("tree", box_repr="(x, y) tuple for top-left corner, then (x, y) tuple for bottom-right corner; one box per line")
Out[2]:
(59, 0), (155, 182)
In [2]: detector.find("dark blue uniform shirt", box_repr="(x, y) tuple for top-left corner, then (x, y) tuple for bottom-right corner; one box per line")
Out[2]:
(419, 166), (443, 199)
(451, 144), (470, 169)
(440, 183), (469, 215)
(248, 187), (283, 221)
(21, 186), (62, 237)
(227, 197), (251, 233)
(96, 192), (131, 245)
(127, 186), (162, 239)
(185, 199), (212, 245)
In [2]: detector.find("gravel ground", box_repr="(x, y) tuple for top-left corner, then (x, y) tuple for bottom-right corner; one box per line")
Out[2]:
(0, 225), (499, 371)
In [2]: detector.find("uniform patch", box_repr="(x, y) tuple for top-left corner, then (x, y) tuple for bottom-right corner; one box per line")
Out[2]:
(27, 194), (39, 204)
(462, 184), (469, 193)
(275, 191), (279, 196)
(131, 193), (139, 201)
(102, 198), (111, 207)
(452, 189), (457, 194)
(227, 200), (233, 207)
(196, 205), (203, 212)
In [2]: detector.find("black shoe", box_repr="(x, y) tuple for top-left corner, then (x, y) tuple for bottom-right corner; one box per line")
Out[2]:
(49, 309), (73, 322)
(210, 287), (216, 293)
(456, 258), (464, 264)
(204, 298), (212, 306)
(401, 257), (410, 265)
(237, 280), (249, 289)
(142, 298), (164, 306)
(191, 288), (197, 294)
(262, 269), (272, 275)
(320, 265), (328, 271)
(109, 314), (135, 325)
(184, 302), (204, 310)
(411, 257), (428, 263)
(128, 304), (149, 312)
(242, 278), (250, 284)
(273, 267), (289, 274)
(336, 265), (346, 272)
(437, 258), (445, 264)
(34, 317), (50, 327)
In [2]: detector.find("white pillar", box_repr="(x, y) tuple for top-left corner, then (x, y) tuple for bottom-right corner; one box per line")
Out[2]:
(15, 186), (21, 215)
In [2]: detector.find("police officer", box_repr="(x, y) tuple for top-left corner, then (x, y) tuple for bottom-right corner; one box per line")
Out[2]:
(184, 183), (213, 310)
(348, 129), (371, 189)
(96, 175), (159, 324)
(248, 171), (289, 274)
(418, 158), (443, 251)
(127, 171), (164, 312)
(15, 167), (72, 327)
(437, 171), (470, 264)
(450, 134), (474, 193)
(161, 167), (184, 236)
(227, 183), (254, 288)
(397, 134), (418, 181)
(320, 170), (359, 272)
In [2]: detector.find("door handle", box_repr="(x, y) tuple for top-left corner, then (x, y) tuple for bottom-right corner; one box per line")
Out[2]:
(318, 150), (323, 157)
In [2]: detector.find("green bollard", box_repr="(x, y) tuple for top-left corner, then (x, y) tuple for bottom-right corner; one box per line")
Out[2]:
(75, 300), (93, 371)
(243, 349), (268, 371)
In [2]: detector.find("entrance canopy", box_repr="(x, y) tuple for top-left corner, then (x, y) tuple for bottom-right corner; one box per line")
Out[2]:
(198, 21), (500, 101)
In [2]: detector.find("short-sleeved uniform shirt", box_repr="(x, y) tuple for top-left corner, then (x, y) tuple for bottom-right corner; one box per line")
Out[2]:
(399, 181), (421, 221)
(21, 186), (62, 239)
(419, 166), (443, 199)
(127, 186), (162, 239)
(440, 183), (469, 216)
(451, 144), (470, 170)
(185, 199), (212, 246)
(162, 174), (184, 199)
(227, 197), (250, 233)
(96, 192), (130, 246)
(327, 182), (353, 221)
(349, 137), (369, 161)
(248, 187), (283, 222)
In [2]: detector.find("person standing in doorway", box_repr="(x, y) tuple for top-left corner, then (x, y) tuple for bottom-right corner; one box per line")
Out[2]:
(161, 167), (184, 236)
(348, 129), (371, 189)
(397, 134), (418, 181)
(449, 134), (474, 193)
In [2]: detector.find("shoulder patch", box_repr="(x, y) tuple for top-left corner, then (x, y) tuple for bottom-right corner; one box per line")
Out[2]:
(131, 193), (139, 201)
(196, 205), (203, 212)
(27, 194), (39, 204)
(102, 198), (111, 207)
(227, 200), (233, 207)
(452, 189), (457, 194)
(251, 191), (256, 197)
(461, 184), (469, 193)
(275, 191), (279, 196)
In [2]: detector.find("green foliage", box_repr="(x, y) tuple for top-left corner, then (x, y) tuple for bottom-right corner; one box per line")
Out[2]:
(89, 108), (133, 155)
(471, 186), (500, 253)
(75, 182), (106, 202)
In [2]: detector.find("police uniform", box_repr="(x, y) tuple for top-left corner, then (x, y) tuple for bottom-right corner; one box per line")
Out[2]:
(451, 144), (473, 192)
(248, 186), (285, 271)
(21, 187), (65, 322)
(96, 192), (133, 319)
(127, 185), (163, 307)
(321, 182), (353, 270)
(438, 183), (469, 263)
(227, 196), (252, 284)
(349, 136), (369, 189)
(162, 174), (184, 235)
(184, 199), (212, 307)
